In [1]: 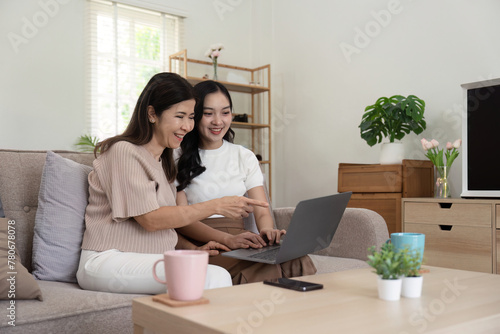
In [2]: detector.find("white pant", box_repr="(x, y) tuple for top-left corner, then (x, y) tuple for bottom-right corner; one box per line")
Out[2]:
(76, 249), (232, 294)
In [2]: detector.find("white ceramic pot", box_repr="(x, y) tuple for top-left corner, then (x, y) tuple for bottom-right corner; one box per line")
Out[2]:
(402, 276), (423, 298)
(379, 142), (404, 165)
(377, 276), (402, 301)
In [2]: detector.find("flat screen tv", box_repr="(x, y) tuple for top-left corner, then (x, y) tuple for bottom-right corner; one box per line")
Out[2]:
(461, 77), (500, 198)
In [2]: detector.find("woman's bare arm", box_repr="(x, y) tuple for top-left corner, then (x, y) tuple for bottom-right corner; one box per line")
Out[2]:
(175, 191), (266, 249)
(248, 186), (286, 245)
(135, 195), (268, 232)
(175, 233), (230, 256)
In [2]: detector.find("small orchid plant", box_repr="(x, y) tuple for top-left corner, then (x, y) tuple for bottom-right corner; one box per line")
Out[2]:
(421, 138), (461, 169)
(205, 43), (224, 62)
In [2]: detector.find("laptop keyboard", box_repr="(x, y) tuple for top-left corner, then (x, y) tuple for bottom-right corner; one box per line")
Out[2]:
(248, 247), (280, 261)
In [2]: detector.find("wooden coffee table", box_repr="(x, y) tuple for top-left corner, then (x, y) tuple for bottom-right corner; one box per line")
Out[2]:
(132, 266), (500, 333)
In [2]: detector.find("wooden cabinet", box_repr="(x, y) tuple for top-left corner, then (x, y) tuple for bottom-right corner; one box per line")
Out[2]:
(338, 160), (433, 235)
(169, 50), (272, 196)
(346, 193), (402, 235)
(403, 198), (497, 274)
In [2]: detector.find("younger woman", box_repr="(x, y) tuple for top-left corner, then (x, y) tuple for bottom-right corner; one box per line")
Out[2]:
(176, 80), (316, 284)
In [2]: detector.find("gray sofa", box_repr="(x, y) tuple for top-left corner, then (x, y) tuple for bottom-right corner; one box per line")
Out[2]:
(0, 149), (388, 334)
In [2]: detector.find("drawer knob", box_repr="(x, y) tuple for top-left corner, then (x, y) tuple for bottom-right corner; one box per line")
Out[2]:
(439, 225), (453, 231)
(439, 203), (453, 209)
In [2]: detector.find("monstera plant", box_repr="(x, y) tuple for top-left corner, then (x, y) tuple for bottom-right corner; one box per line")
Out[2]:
(359, 95), (426, 147)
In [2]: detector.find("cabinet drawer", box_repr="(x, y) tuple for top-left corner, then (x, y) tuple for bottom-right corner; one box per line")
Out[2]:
(405, 223), (492, 273)
(338, 160), (433, 195)
(497, 204), (500, 228)
(497, 230), (500, 274)
(349, 193), (401, 234)
(404, 202), (491, 227)
(338, 164), (402, 193)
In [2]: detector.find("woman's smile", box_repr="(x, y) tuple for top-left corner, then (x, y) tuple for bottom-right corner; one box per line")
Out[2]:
(209, 127), (223, 135)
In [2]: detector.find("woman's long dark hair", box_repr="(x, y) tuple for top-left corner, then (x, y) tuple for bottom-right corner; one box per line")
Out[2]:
(176, 80), (235, 191)
(95, 72), (195, 182)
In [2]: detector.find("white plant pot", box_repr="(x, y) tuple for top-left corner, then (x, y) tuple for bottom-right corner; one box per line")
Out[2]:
(377, 276), (402, 301)
(402, 276), (423, 298)
(379, 142), (404, 165)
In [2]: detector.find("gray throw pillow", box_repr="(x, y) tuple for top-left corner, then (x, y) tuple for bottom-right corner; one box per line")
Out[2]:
(32, 151), (92, 283)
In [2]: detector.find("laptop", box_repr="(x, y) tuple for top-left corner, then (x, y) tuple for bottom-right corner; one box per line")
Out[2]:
(222, 192), (352, 264)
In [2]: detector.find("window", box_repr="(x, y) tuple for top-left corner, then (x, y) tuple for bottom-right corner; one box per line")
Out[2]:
(86, 0), (184, 139)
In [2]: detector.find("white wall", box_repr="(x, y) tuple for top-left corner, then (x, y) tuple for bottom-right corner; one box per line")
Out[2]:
(0, 0), (86, 150)
(263, 0), (500, 206)
(2, 0), (500, 206)
(0, 0), (254, 151)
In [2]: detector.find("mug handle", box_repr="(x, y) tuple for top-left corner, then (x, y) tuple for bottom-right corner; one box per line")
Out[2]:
(386, 238), (391, 244)
(152, 259), (167, 284)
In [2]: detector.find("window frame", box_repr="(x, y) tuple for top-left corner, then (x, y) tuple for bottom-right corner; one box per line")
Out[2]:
(85, 0), (185, 140)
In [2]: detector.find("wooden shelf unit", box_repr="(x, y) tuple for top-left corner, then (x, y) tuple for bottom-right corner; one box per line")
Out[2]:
(403, 197), (499, 274)
(338, 160), (434, 235)
(169, 50), (272, 196)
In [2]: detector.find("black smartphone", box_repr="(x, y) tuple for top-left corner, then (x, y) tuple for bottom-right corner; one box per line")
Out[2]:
(263, 278), (323, 292)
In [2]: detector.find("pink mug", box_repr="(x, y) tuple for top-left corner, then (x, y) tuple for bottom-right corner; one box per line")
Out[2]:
(152, 250), (208, 301)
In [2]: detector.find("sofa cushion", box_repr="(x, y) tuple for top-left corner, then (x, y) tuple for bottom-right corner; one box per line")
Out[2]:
(0, 150), (95, 273)
(0, 280), (144, 333)
(309, 254), (369, 275)
(0, 218), (42, 300)
(32, 152), (92, 283)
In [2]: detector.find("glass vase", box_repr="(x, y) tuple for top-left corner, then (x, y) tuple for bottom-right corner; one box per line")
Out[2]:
(435, 165), (450, 198)
(212, 59), (218, 81)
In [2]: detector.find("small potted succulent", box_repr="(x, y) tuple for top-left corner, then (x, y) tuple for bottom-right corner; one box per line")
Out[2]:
(401, 248), (423, 298)
(359, 95), (426, 164)
(367, 243), (404, 301)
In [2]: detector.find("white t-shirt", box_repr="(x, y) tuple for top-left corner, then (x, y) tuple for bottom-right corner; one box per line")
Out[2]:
(183, 140), (264, 206)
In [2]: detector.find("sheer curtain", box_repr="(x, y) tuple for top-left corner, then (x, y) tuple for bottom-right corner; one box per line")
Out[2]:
(85, 0), (184, 140)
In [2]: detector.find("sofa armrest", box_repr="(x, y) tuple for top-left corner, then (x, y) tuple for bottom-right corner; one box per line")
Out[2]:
(273, 207), (389, 262)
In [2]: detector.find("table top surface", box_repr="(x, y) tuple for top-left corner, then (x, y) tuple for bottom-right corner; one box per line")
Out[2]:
(132, 266), (500, 334)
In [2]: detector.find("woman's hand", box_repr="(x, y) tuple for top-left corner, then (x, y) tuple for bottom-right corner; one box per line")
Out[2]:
(222, 232), (267, 250)
(196, 241), (231, 256)
(214, 196), (268, 219)
(259, 228), (286, 246)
